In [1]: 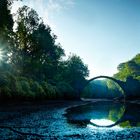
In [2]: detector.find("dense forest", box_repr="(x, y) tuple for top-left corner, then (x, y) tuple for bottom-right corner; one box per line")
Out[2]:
(114, 54), (140, 99)
(0, 0), (89, 100)
(0, 0), (140, 101)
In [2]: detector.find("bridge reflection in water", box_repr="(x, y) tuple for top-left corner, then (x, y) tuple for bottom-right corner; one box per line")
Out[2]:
(64, 76), (140, 129)
(64, 100), (140, 129)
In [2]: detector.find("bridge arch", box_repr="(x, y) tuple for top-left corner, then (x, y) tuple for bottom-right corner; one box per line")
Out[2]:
(82, 75), (126, 128)
(89, 75), (122, 84)
(82, 75), (126, 100)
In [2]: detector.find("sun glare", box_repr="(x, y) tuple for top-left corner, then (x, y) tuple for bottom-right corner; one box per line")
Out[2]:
(0, 49), (4, 61)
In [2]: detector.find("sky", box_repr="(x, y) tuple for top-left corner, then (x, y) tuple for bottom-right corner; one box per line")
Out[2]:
(12, 0), (140, 78)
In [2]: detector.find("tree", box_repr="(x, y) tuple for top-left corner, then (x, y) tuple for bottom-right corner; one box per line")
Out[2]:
(114, 54), (140, 81)
(60, 54), (89, 96)
(0, 0), (18, 72)
(114, 54), (140, 98)
(0, 0), (14, 33)
(13, 6), (65, 80)
(0, 2), (89, 100)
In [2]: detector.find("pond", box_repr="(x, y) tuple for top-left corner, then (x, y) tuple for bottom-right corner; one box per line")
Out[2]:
(65, 101), (140, 129)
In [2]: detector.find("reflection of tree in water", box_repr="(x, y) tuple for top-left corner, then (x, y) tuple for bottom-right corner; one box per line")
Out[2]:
(118, 103), (140, 128)
(65, 101), (140, 128)
(108, 101), (140, 128)
(108, 105), (125, 121)
(65, 101), (125, 127)
(108, 105), (125, 123)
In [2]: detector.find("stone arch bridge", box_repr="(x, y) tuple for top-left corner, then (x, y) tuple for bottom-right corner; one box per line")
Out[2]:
(81, 75), (126, 98)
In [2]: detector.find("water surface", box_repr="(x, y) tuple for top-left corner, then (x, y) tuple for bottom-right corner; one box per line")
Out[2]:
(0, 101), (140, 139)
(65, 101), (140, 129)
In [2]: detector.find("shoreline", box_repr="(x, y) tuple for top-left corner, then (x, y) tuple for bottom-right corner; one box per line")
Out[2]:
(0, 100), (140, 139)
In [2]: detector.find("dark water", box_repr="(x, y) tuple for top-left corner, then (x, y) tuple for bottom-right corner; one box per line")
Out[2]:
(0, 101), (140, 139)
(65, 101), (140, 129)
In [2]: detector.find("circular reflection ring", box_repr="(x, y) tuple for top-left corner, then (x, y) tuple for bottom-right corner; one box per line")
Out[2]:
(89, 105), (126, 128)
(82, 75), (126, 128)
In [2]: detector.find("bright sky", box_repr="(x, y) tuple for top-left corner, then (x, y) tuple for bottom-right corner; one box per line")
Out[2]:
(12, 0), (140, 78)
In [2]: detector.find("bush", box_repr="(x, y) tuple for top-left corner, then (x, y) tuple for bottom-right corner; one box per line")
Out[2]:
(30, 81), (45, 99)
(41, 81), (57, 99)
(56, 82), (75, 99)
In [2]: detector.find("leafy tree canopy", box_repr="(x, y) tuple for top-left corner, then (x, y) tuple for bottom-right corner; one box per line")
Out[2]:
(114, 54), (140, 81)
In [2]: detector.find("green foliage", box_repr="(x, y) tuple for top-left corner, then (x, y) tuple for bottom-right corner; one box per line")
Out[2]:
(0, 0), (13, 32)
(13, 6), (65, 80)
(0, 0), (139, 101)
(106, 79), (124, 97)
(82, 79), (125, 99)
(114, 54), (140, 81)
(108, 105), (125, 122)
(114, 54), (140, 98)
(30, 81), (45, 98)
(41, 81), (57, 99)
(59, 54), (89, 95)
(0, 2), (89, 100)
(56, 82), (75, 99)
